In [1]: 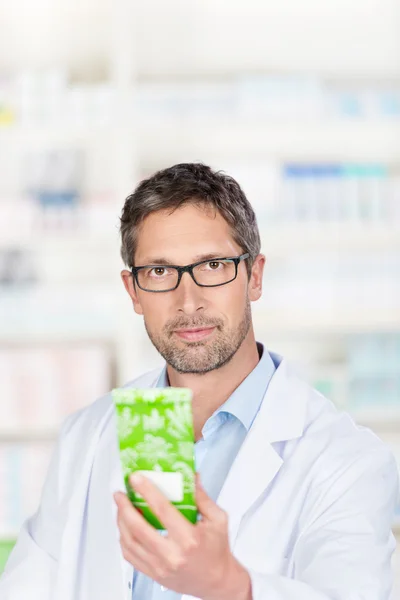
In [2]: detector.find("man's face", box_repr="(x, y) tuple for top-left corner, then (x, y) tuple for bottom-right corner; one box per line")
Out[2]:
(121, 203), (264, 374)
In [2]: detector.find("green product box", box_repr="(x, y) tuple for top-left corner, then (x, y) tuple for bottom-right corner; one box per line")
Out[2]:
(0, 539), (16, 574)
(113, 387), (197, 529)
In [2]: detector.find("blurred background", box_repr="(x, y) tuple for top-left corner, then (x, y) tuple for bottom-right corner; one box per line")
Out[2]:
(1, 0), (400, 595)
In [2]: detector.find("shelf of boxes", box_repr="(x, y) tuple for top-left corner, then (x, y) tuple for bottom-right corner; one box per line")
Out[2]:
(353, 415), (400, 432)
(0, 295), (119, 344)
(260, 224), (400, 256)
(253, 310), (400, 335)
(2, 119), (400, 162)
(0, 337), (115, 554)
(0, 430), (59, 443)
(136, 118), (400, 163)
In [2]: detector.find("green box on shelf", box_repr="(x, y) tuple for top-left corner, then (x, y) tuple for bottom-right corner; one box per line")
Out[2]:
(113, 387), (197, 530)
(0, 539), (16, 574)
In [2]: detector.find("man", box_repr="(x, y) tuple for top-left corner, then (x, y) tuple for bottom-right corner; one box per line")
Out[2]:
(1, 162), (398, 600)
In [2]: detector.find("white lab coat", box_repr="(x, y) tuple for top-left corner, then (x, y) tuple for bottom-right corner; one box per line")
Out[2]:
(0, 353), (399, 600)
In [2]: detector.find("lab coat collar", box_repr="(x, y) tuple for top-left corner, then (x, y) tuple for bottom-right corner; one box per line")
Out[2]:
(180, 355), (309, 600)
(214, 354), (308, 546)
(261, 351), (308, 443)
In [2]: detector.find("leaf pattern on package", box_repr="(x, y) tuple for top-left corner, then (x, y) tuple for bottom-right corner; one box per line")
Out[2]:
(171, 461), (195, 493)
(142, 408), (166, 432)
(135, 434), (176, 467)
(165, 402), (193, 439)
(117, 407), (140, 441)
(177, 441), (195, 461)
(120, 447), (140, 476)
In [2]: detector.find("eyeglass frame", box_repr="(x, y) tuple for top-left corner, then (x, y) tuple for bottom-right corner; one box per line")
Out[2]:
(129, 252), (250, 293)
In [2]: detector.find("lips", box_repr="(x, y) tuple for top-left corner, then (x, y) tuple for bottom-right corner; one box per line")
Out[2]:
(174, 327), (215, 341)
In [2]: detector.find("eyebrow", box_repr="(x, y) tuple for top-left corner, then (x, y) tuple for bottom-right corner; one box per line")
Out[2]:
(138, 252), (229, 266)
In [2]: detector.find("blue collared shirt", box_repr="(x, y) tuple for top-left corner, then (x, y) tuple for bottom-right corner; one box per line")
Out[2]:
(131, 342), (276, 600)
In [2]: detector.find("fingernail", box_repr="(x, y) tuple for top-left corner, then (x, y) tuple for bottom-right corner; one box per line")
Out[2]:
(130, 473), (143, 486)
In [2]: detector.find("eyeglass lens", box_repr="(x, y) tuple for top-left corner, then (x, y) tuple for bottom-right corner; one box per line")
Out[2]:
(137, 259), (237, 291)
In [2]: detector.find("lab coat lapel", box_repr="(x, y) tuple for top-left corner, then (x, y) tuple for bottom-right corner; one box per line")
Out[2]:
(55, 368), (162, 600)
(80, 403), (134, 600)
(217, 358), (307, 545)
(54, 395), (116, 600)
(182, 358), (307, 600)
(109, 410), (136, 600)
(216, 416), (283, 547)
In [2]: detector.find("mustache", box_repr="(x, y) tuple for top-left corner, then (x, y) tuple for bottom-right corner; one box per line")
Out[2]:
(165, 316), (224, 334)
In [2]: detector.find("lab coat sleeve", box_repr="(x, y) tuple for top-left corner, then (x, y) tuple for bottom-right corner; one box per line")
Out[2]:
(0, 412), (76, 599)
(248, 445), (399, 600)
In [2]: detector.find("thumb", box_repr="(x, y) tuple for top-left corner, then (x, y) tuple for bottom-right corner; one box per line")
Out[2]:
(195, 473), (226, 522)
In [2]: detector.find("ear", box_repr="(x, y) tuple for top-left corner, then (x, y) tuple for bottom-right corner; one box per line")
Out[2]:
(120, 270), (144, 315)
(248, 254), (266, 302)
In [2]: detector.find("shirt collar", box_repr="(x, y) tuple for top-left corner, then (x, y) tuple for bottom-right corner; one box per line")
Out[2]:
(155, 342), (276, 433)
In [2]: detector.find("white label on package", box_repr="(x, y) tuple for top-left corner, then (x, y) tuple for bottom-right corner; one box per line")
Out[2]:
(135, 470), (184, 502)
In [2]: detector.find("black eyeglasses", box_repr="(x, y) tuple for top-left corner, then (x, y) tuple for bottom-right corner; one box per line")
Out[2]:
(130, 253), (249, 293)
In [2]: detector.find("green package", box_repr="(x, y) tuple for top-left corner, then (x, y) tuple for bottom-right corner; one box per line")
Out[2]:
(0, 539), (16, 575)
(113, 387), (198, 529)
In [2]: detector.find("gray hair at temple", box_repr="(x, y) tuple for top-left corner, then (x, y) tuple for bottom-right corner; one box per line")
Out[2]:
(119, 162), (261, 279)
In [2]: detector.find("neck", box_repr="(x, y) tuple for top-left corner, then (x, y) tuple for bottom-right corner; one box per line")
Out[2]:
(166, 327), (260, 441)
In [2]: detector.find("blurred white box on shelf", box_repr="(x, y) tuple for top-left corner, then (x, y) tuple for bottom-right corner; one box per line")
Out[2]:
(0, 353), (19, 431)
(0, 344), (112, 432)
(0, 443), (54, 538)
(218, 160), (280, 225)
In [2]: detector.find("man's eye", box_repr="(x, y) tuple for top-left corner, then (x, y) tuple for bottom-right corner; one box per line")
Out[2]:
(208, 261), (222, 270)
(150, 267), (167, 277)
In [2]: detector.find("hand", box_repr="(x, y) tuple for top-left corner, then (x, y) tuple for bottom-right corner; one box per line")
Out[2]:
(114, 472), (252, 600)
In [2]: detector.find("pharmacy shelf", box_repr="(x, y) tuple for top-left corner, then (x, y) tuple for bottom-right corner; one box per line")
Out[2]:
(350, 413), (400, 432)
(0, 326), (118, 346)
(0, 233), (120, 255)
(0, 204), (122, 247)
(0, 430), (58, 443)
(393, 520), (400, 535)
(0, 326), (116, 346)
(0, 334), (116, 347)
(2, 119), (400, 162)
(137, 118), (400, 163)
(260, 224), (400, 256)
(0, 124), (114, 146)
(253, 309), (400, 334)
(0, 285), (120, 344)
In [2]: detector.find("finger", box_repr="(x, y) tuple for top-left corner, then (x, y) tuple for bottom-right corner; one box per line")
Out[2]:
(119, 517), (156, 567)
(119, 516), (184, 586)
(119, 529), (155, 580)
(115, 491), (171, 557)
(195, 474), (226, 523)
(130, 473), (194, 541)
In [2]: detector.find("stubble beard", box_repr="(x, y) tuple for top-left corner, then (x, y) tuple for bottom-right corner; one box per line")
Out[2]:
(144, 300), (252, 374)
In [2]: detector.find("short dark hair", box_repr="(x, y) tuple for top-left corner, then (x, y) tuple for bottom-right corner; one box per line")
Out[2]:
(119, 162), (261, 278)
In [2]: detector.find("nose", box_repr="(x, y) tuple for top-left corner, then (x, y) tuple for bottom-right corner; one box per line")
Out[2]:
(175, 270), (205, 315)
